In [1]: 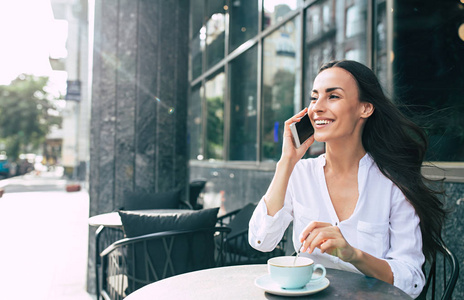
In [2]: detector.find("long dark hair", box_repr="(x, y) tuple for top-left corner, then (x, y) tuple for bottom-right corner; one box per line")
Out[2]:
(319, 60), (446, 261)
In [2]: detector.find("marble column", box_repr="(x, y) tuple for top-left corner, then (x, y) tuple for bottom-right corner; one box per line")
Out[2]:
(87, 0), (189, 293)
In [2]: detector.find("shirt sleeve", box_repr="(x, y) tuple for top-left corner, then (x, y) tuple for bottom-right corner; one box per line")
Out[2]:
(384, 187), (425, 298)
(248, 197), (293, 252)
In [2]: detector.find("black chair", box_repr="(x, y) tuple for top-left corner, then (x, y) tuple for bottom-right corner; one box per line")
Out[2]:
(95, 226), (125, 300)
(417, 243), (459, 300)
(217, 203), (287, 265)
(95, 189), (192, 299)
(99, 227), (230, 300)
(189, 180), (207, 210)
(121, 188), (192, 210)
(99, 208), (227, 299)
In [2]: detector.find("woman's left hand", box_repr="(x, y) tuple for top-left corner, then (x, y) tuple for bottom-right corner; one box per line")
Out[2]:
(299, 221), (358, 262)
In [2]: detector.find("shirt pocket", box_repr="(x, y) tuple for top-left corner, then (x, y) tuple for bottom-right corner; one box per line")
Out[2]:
(357, 221), (389, 258)
(293, 201), (319, 235)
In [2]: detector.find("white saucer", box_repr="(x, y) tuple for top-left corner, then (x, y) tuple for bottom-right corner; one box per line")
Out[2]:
(254, 274), (330, 297)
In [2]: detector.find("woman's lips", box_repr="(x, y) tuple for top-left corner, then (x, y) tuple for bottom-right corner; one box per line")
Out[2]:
(314, 119), (334, 126)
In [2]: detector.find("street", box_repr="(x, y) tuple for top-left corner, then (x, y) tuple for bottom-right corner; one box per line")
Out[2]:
(0, 168), (95, 300)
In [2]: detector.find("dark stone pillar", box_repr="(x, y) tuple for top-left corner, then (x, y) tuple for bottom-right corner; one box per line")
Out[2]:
(87, 0), (189, 294)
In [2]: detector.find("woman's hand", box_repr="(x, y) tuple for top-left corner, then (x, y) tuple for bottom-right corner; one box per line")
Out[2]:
(299, 221), (358, 263)
(282, 108), (314, 165)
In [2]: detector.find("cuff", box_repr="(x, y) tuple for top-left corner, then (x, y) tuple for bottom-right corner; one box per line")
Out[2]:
(386, 259), (424, 299)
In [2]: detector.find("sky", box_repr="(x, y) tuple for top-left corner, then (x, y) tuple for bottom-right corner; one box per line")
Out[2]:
(0, 0), (56, 85)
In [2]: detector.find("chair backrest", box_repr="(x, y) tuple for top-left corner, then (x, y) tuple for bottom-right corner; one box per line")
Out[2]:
(189, 180), (207, 209)
(99, 208), (220, 299)
(417, 243), (459, 300)
(100, 227), (229, 300)
(217, 203), (287, 265)
(122, 189), (182, 210)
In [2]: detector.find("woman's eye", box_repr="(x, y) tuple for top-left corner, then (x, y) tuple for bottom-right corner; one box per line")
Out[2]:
(310, 96), (317, 101)
(329, 94), (340, 99)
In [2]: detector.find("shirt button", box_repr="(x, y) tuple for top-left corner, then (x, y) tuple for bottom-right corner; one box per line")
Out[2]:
(257, 240), (261, 244)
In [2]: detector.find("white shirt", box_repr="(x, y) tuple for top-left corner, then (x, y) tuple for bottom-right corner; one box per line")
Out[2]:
(249, 154), (425, 298)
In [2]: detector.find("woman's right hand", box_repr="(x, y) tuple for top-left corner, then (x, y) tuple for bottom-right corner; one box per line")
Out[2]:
(281, 108), (314, 165)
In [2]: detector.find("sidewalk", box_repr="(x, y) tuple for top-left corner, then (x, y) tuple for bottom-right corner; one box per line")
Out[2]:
(0, 169), (96, 300)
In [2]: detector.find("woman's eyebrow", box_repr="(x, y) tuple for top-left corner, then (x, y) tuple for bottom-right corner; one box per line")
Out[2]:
(312, 87), (344, 93)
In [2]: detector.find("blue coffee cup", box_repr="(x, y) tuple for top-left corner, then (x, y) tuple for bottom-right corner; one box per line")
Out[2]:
(268, 256), (326, 289)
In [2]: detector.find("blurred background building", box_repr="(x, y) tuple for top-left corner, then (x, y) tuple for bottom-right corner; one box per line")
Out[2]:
(49, 0), (89, 181)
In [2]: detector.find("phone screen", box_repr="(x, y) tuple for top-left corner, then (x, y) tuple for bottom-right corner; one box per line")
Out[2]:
(295, 114), (314, 145)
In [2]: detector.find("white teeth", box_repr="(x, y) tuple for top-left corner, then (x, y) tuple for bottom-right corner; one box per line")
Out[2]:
(315, 120), (332, 125)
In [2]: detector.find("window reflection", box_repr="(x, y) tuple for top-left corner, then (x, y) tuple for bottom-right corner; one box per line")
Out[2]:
(263, 0), (302, 30)
(262, 18), (301, 161)
(392, 0), (464, 161)
(229, 47), (258, 161)
(343, 0), (367, 63)
(305, 0), (367, 101)
(305, 1), (336, 105)
(188, 85), (203, 160)
(304, 0), (368, 156)
(205, 72), (225, 160)
(189, 0), (464, 163)
(191, 0), (205, 79)
(206, 0), (226, 69)
(229, 0), (258, 53)
(375, 0), (388, 87)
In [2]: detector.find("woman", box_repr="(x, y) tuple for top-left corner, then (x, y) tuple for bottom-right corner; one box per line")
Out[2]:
(248, 60), (446, 298)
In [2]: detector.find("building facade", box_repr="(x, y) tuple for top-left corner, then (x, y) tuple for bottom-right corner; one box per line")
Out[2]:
(50, 0), (90, 180)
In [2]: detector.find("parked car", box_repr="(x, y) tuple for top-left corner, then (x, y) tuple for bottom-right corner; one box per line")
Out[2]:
(0, 155), (10, 179)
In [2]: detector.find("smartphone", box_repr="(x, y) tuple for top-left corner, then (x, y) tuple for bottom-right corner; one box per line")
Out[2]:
(290, 113), (314, 148)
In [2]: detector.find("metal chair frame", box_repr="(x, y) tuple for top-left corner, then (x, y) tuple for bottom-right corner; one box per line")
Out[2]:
(99, 226), (230, 300)
(217, 207), (287, 265)
(95, 225), (125, 300)
(417, 243), (459, 300)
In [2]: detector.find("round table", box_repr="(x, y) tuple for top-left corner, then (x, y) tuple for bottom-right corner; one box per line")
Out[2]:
(124, 264), (412, 299)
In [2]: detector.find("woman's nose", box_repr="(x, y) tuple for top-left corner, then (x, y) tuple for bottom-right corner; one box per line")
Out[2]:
(309, 99), (323, 113)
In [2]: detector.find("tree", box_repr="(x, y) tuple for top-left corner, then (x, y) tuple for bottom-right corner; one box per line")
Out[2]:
(0, 75), (62, 161)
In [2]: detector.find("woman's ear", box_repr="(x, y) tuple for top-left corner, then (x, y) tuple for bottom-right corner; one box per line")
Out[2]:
(361, 102), (375, 119)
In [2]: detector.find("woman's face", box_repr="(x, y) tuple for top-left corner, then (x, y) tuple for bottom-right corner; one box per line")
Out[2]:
(308, 67), (372, 144)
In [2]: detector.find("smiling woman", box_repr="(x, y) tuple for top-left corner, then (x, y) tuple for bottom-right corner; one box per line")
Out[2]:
(309, 67), (374, 145)
(248, 60), (447, 299)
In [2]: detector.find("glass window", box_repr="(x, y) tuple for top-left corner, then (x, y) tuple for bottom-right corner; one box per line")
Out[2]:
(375, 0), (388, 87)
(262, 17), (301, 161)
(262, 0), (302, 30)
(191, 0), (205, 80)
(228, 0), (258, 53)
(205, 71), (225, 160)
(304, 1), (336, 104)
(304, 0), (368, 101)
(345, 4), (363, 38)
(392, 1), (464, 161)
(206, 0), (226, 69)
(341, 0), (368, 65)
(188, 85), (204, 160)
(229, 47), (258, 161)
(304, 0), (368, 156)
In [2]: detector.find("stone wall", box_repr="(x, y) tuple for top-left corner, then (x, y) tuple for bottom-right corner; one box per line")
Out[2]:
(87, 0), (189, 293)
